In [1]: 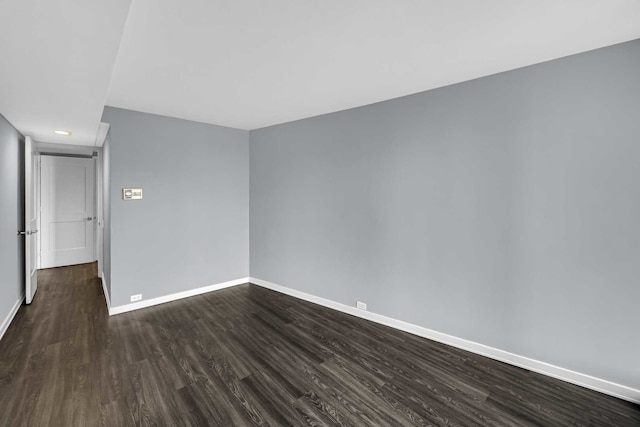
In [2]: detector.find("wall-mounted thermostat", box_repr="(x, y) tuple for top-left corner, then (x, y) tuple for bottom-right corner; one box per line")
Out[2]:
(122, 188), (143, 200)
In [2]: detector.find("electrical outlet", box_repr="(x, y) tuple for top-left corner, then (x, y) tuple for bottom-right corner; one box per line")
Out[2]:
(130, 294), (142, 302)
(356, 301), (367, 311)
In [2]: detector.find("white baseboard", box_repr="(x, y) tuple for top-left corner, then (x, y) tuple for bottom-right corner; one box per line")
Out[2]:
(109, 277), (250, 316)
(0, 295), (25, 343)
(100, 272), (110, 310)
(249, 277), (640, 405)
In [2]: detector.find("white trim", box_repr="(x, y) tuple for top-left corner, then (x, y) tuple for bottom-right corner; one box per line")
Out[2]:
(94, 122), (110, 147)
(95, 150), (103, 277)
(100, 272), (110, 309)
(109, 277), (250, 316)
(249, 277), (640, 405)
(0, 296), (24, 343)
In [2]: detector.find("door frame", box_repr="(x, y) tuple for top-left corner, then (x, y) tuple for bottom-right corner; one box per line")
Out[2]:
(34, 142), (102, 271)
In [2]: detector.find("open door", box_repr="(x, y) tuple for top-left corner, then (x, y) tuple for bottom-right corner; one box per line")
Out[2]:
(24, 136), (38, 304)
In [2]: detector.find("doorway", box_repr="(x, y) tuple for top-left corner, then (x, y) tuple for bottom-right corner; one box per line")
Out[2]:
(24, 139), (105, 306)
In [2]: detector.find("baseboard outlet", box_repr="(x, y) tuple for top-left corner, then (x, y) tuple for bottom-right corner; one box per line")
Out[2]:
(109, 277), (250, 316)
(100, 272), (110, 310)
(249, 277), (640, 405)
(0, 295), (25, 343)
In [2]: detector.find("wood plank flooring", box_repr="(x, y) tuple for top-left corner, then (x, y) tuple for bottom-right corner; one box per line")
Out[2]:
(0, 263), (638, 426)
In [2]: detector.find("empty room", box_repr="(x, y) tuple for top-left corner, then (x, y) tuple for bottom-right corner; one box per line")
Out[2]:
(1, 1), (639, 425)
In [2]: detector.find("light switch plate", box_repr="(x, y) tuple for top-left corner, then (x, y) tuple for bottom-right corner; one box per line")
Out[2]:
(123, 188), (143, 200)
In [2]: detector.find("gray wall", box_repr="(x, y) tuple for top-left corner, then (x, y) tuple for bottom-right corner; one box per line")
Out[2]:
(250, 39), (640, 389)
(0, 113), (24, 327)
(102, 132), (111, 298)
(102, 107), (249, 308)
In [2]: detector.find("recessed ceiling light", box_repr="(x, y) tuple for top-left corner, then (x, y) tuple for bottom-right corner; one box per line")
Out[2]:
(54, 130), (72, 136)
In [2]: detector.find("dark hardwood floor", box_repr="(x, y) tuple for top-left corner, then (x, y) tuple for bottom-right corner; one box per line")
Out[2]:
(0, 263), (638, 426)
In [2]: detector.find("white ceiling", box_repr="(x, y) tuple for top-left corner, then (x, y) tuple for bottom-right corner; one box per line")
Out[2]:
(0, 0), (131, 146)
(1, 1), (640, 143)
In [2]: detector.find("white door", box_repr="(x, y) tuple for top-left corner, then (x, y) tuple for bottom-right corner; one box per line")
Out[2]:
(40, 155), (96, 268)
(24, 136), (38, 304)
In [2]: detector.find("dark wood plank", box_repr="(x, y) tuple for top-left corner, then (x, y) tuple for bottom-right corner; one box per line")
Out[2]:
(0, 263), (638, 426)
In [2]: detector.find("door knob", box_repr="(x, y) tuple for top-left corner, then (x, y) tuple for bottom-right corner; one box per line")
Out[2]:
(86, 217), (93, 221)
(17, 230), (27, 235)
